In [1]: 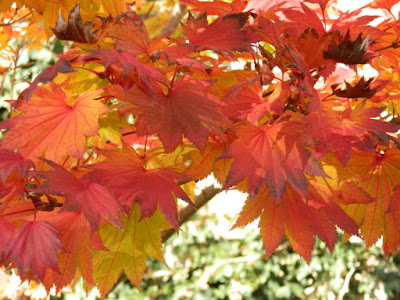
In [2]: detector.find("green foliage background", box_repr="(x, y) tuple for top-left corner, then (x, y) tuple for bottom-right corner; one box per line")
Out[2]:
(62, 209), (400, 300)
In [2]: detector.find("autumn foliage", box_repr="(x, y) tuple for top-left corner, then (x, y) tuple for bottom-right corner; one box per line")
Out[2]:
(1, 0), (400, 296)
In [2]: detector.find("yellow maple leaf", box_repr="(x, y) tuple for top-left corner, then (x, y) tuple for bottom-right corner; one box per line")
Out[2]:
(92, 204), (171, 296)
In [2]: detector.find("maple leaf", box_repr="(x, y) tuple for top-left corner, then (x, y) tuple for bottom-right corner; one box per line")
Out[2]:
(7, 220), (63, 280)
(0, 218), (15, 263)
(232, 186), (285, 259)
(51, 5), (98, 44)
(109, 12), (150, 55)
(4, 0), (400, 292)
(291, 28), (341, 70)
(331, 77), (379, 99)
(307, 180), (361, 236)
(85, 146), (192, 230)
(80, 49), (168, 93)
(41, 211), (105, 290)
(183, 12), (252, 54)
(0, 149), (34, 182)
(101, 0), (127, 17)
(383, 210), (400, 255)
(0, 149), (34, 198)
(245, 0), (298, 13)
(221, 119), (321, 200)
(129, 79), (230, 152)
(0, 83), (109, 163)
(310, 102), (399, 165)
(0, 0), (13, 12)
(323, 31), (372, 65)
(341, 145), (400, 248)
(233, 185), (340, 262)
(224, 78), (266, 122)
(184, 142), (226, 181)
(92, 204), (170, 295)
(34, 159), (123, 231)
(250, 80), (291, 118)
(18, 60), (76, 102)
(282, 3), (326, 37)
(180, 0), (247, 16)
(281, 188), (315, 262)
(368, 0), (400, 12)
(304, 0), (330, 11)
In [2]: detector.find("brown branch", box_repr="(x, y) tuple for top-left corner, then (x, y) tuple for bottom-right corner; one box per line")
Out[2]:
(162, 184), (222, 242)
(160, 3), (188, 36)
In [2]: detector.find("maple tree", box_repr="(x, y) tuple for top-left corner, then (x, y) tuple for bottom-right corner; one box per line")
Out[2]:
(1, 0), (400, 296)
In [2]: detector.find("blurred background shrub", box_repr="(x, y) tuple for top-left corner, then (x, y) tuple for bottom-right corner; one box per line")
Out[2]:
(62, 198), (400, 300)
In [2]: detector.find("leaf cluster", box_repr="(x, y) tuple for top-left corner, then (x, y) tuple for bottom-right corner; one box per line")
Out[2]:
(1, 0), (400, 297)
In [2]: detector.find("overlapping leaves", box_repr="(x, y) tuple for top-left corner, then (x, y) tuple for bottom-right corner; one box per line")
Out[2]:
(1, 0), (400, 297)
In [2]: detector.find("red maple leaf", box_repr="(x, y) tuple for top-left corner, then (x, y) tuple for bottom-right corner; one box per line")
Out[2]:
(7, 220), (63, 280)
(110, 12), (151, 55)
(232, 185), (355, 261)
(0, 149), (34, 198)
(85, 147), (192, 230)
(309, 101), (399, 165)
(0, 218), (15, 263)
(34, 160), (123, 231)
(79, 49), (168, 93)
(183, 12), (252, 54)
(181, 0), (247, 16)
(221, 119), (323, 200)
(129, 79), (231, 152)
(368, 0), (400, 12)
(0, 149), (34, 181)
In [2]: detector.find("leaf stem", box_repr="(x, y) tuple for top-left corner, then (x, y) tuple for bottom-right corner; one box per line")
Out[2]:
(1, 208), (36, 217)
(170, 65), (179, 88)
(0, 13), (31, 27)
(374, 42), (399, 52)
(143, 135), (148, 157)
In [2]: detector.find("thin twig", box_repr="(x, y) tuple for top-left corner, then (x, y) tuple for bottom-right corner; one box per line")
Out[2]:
(0, 13), (31, 26)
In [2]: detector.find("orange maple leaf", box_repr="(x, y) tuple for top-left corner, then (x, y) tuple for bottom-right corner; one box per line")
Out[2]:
(342, 145), (400, 248)
(41, 211), (105, 290)
(1, 83), (109, 163)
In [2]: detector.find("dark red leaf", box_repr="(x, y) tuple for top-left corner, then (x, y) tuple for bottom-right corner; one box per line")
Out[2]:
(85, 147), (192, 230)
(332, 77), (379, 99)
(7, 220), (63, 280)
(34, 159), (123, 231)
(323, 31), (373, 65)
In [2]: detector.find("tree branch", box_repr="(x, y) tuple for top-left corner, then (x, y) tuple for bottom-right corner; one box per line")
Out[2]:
(160, 3), (188, 36)
(162, 184), (222, 242)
